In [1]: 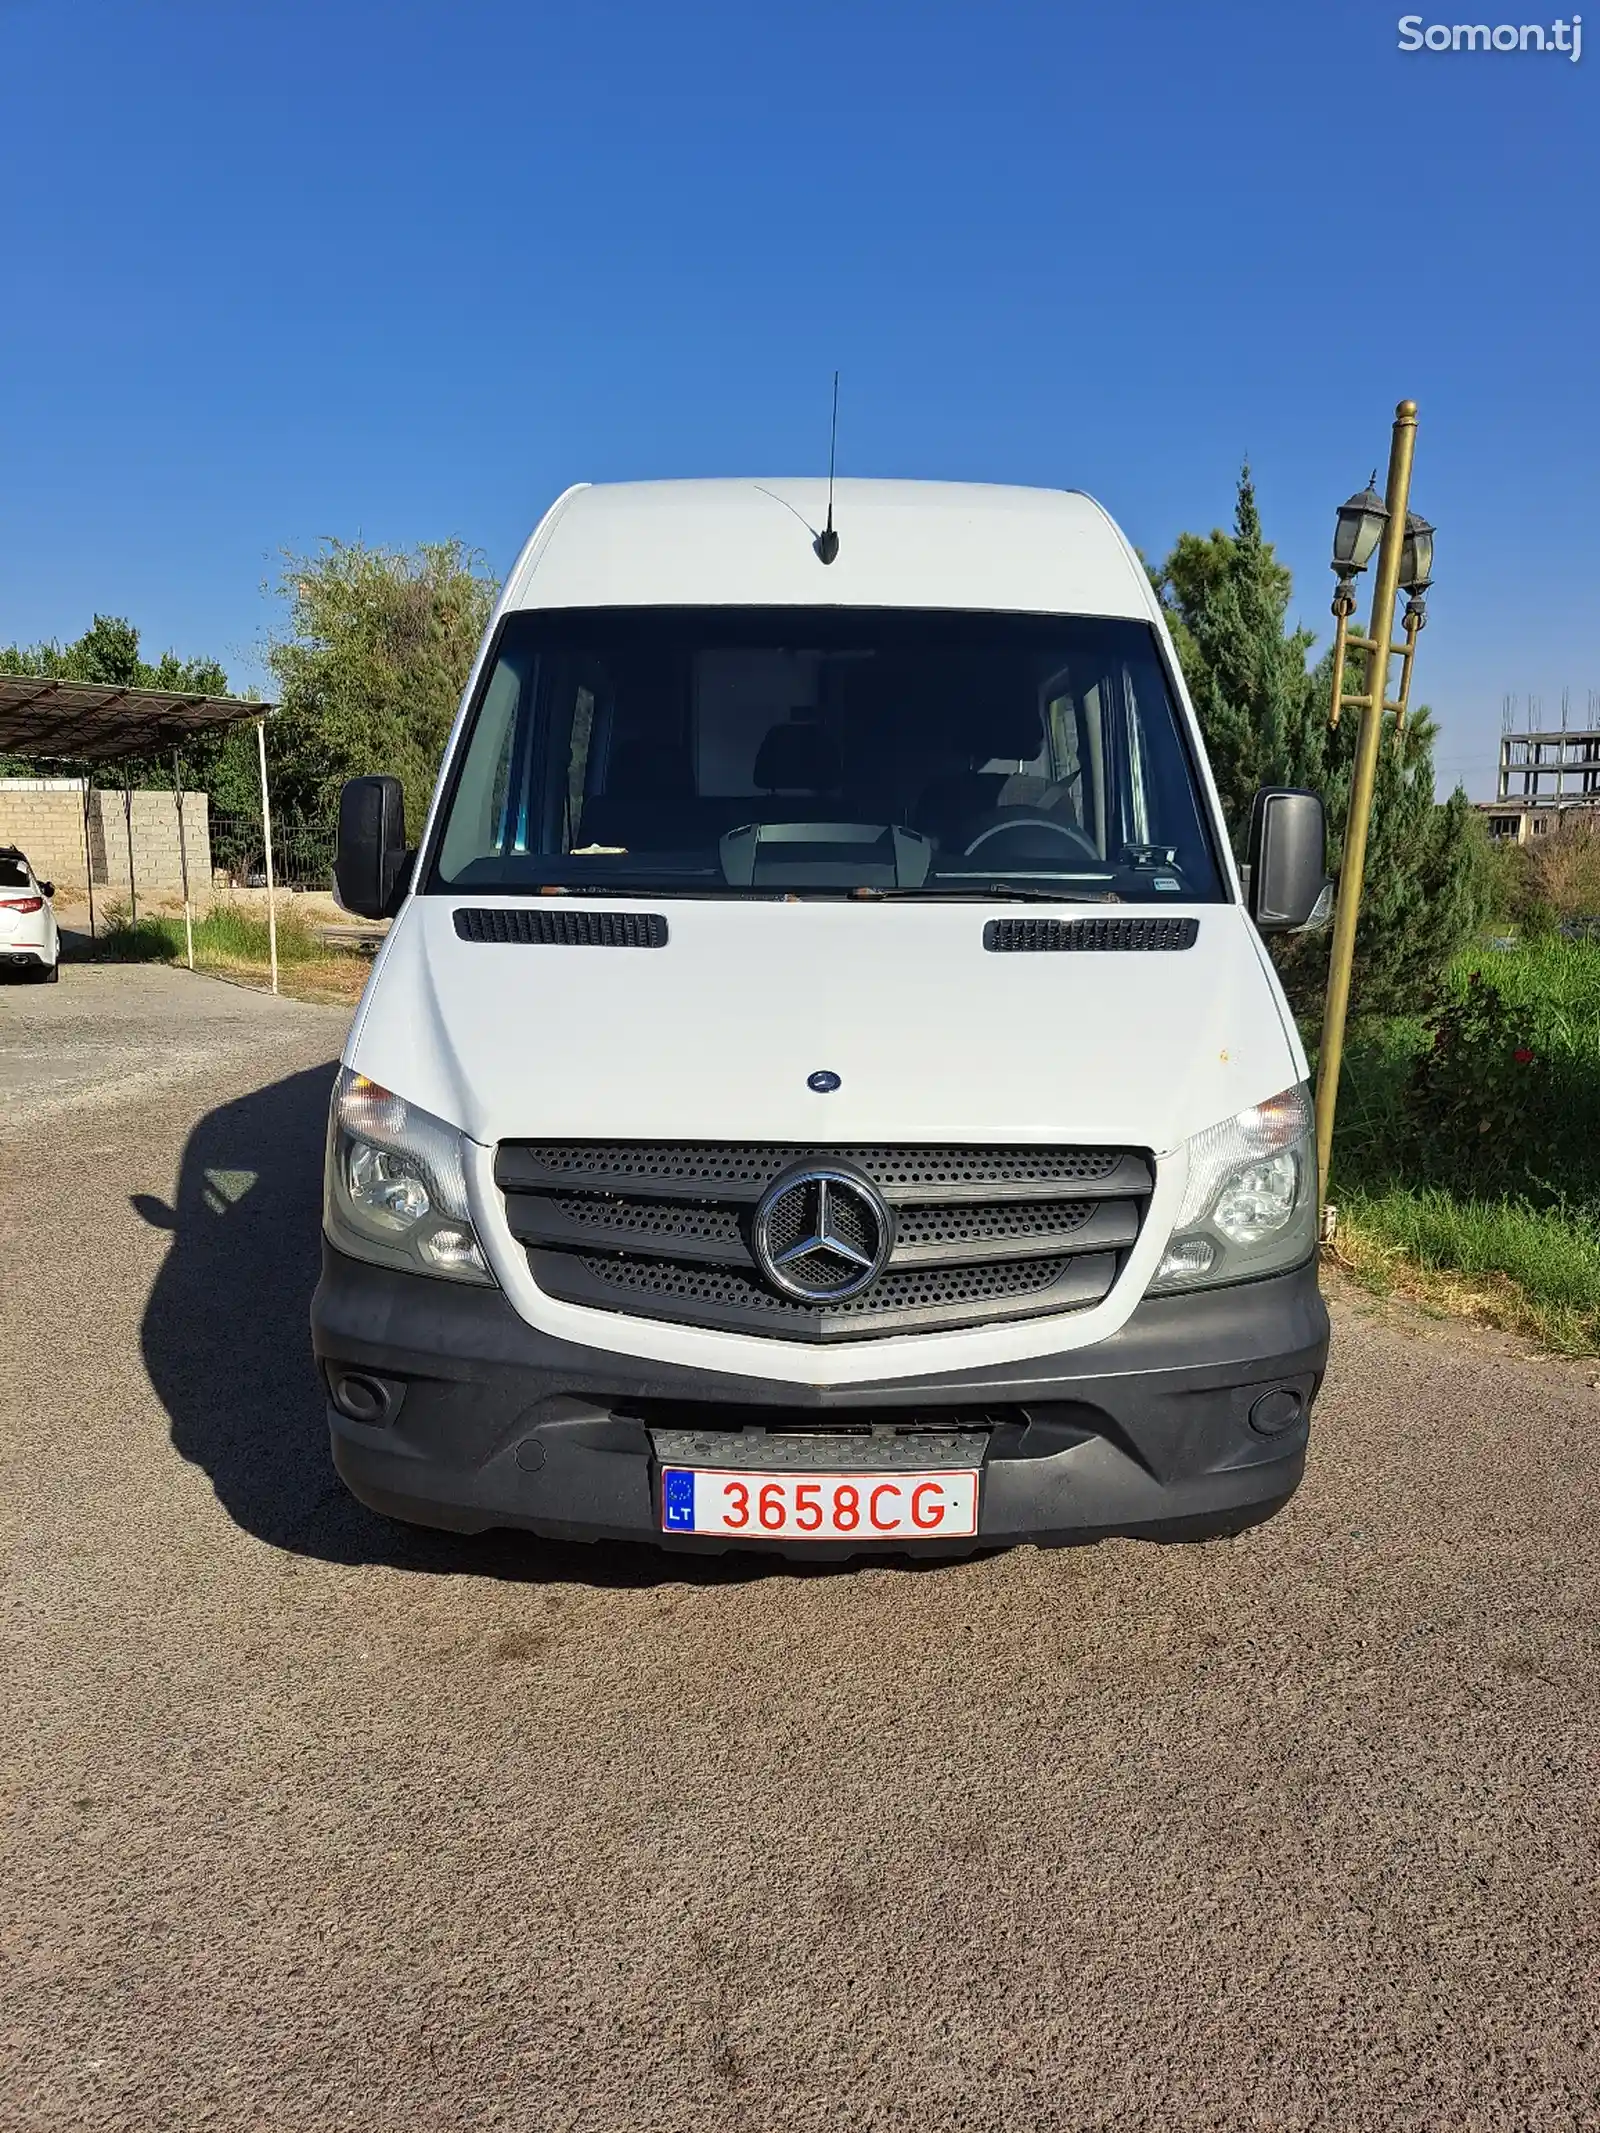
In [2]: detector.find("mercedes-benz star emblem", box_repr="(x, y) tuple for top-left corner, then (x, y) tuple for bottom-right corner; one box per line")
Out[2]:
(751, 1164), (894, 1304)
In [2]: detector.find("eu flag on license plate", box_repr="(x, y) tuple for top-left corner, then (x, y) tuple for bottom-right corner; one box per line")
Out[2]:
(662, 1468), (696, 1530)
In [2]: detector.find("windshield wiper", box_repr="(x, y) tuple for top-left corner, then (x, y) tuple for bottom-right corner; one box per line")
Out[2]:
(852, 882), (1121, 904)
(488, 880), (1120, 904)
(509, 881), (786, 900)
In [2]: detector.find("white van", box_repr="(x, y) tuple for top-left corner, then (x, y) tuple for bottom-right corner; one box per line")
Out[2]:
(313, 479), (1330, 1557)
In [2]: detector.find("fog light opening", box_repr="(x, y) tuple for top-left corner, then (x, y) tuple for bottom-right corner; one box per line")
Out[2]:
(1248, 1388), (1305, 1438)
(331, 1372), (398, 1426)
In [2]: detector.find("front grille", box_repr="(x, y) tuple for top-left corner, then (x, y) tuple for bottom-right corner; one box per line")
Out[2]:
(496, 1139), (1153, 1342)
(895, 1198), (1093, 1246)
(542, 1195), (747, 1247)
(497, 1141), (1131, 1200)
(561, 1248), (1118, 1326)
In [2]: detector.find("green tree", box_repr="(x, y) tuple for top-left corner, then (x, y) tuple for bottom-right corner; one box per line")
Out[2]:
(1, 611), (230, 703)
(1273, 676), (1494, 1019)
(1150, 471), (1318, 833)
(263, 539), (499, 826)
(1153, 469), (1489, 1023)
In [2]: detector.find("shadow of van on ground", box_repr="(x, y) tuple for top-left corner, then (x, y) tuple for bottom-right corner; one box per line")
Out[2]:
(139, 1062), (944, 1589)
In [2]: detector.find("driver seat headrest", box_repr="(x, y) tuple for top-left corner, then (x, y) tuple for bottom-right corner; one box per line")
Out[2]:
(752, 717), (842, 793)
(947, 691), (1045, 767)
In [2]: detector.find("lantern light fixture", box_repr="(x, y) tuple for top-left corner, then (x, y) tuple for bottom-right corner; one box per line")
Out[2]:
(1331, 478), (1389, 576)
(1399, 511), (1435, 596)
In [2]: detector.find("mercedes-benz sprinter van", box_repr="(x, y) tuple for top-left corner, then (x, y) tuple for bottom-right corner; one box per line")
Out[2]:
(312, 479), (1331, 1557)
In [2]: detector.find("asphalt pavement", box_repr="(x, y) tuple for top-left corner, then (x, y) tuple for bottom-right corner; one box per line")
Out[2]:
(2, 965), (1597, 2132)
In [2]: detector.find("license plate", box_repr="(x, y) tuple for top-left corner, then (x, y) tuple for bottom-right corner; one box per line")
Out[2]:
(659, 1467), (979, 1540)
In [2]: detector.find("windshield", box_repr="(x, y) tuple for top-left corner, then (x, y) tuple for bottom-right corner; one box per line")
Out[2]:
(430, 607), (1225, 902)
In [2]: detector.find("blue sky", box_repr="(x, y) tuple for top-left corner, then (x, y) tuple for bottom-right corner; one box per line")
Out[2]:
(1, 0), (1593, 797)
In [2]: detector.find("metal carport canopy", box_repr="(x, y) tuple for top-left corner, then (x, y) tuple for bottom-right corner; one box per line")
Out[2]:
(0, 673), (285, 990)
(0, 673), (273, 762)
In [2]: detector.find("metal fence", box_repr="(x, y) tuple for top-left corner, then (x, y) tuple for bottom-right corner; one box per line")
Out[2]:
(210, 812), (337, 893)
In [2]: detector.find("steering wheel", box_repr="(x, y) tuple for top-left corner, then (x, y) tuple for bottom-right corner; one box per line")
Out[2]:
(960, 813), (1102, 863)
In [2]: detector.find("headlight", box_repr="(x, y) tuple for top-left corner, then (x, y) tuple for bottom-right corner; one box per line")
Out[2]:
(325, 1069), (495, 1285)
(1148, 1084), (1316, 1293)
(347, 1143), (432, 1230)
(1213, 1147), (1300, 1244)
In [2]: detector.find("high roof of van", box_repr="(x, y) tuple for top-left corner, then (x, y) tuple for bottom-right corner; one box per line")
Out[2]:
(503, 479), (1158, 620)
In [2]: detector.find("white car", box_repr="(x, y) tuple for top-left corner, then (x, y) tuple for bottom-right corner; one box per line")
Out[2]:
(0, 846), (60, 982)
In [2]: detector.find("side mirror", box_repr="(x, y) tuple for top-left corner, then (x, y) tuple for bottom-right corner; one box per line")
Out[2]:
(335, 776), (414, 920)
(1246, 788), (1328, 933)
(38, 880), (54, 900)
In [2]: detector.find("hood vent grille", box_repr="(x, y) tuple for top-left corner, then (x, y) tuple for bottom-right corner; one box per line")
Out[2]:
(983, 916), (1199, 954)
(453, 907), (668, 948)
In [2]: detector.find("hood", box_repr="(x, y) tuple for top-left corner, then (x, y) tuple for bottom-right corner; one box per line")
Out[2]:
(348, 897), (1304, 1155)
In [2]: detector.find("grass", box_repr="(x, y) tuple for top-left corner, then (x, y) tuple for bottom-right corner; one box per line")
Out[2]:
(1326, 937), (1600, 1356)
(1333, 1186), (1600, 1355)
(95, 901), (371, 1004)
(1324, 1012), (1429, 1181)
(1459, 933), (1600, 1040)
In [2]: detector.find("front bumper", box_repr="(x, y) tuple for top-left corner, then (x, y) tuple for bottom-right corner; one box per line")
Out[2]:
(310, 1241), (1329, 1556)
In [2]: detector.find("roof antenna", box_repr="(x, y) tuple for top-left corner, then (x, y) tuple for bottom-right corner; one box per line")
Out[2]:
(813, 371), (840, 564)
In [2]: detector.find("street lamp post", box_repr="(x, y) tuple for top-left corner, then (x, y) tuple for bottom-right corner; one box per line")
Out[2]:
(1313, 399), (1436, 1211)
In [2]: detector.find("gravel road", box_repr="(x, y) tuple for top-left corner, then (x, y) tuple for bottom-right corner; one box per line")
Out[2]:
(3, 967), (1596, 2132)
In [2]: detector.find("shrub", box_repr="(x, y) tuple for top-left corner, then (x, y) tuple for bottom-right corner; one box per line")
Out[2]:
(1403, 945), (1600, 1212)
(1409, 974), (1549, 1192)
(1482, 834), (1531, 927)
(1526, 818), (1600, 923)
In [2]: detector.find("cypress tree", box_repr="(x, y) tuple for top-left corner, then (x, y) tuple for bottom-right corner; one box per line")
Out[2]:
(1153, 468), (1489, 1025)
(1151, 468), (1319, 836)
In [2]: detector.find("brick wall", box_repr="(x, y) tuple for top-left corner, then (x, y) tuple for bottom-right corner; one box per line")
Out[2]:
(0, 780), (212, 898)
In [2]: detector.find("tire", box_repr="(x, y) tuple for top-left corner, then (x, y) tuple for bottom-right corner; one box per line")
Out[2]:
(43, 957), (60, 983)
